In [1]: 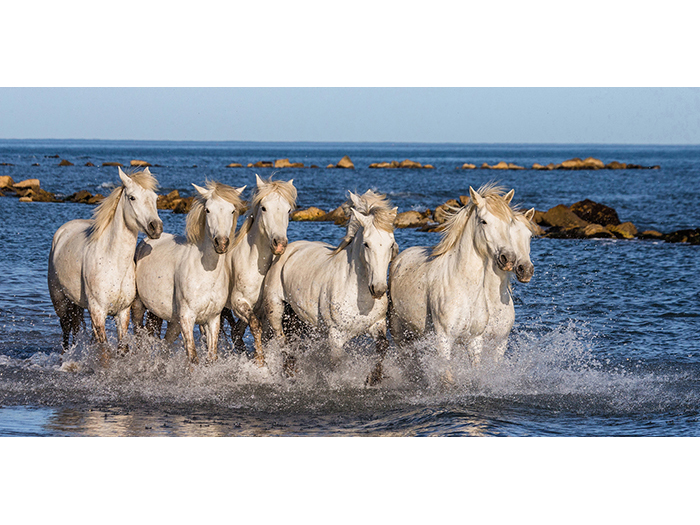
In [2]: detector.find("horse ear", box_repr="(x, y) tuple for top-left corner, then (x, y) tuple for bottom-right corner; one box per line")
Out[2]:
(391, 241), (400, 260)
(255, 174), (264, 188)
(288, 179), (294, 185)
(236, 185), (247, 195)
(469, 186), (484, 208)
(143, 167), (151, 175)
(524, 207), (535, 221)
(192, 183), (208, 197)
(505, 189), (515, 204)
(350, 207), (372, 228)
(348, 191), (363, 209)
(118, 166), (133, 188)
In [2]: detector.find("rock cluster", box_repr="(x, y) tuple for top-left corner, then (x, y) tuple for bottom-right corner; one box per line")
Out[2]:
(369, 159), (434, 169)
(327, 156), (355, 169)
(459, 157), (661, 170)
(156, 190), (194, 214)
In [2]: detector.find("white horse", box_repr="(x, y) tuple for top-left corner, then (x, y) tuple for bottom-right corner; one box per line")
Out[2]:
(132, 181), (246, 364)
(220, 174), (297, 367)
(48, 167), (163, 360)
(263, 190), (398, 379)
(388, 184), (535, 370)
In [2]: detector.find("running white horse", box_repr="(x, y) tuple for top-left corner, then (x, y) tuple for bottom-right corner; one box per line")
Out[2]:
(263, 190), (398, 378)
(132, 181), (246, 364)
(48, 167), (163, 360)
(388, 184), (535, 370)
(220, 174), (297, 367)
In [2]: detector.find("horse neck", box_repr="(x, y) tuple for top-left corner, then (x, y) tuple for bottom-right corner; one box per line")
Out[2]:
(345, 234), (369, 283)
(99, 195), (139, 256)
(231, 211), (274, 274)
(449, 213), (487, 280)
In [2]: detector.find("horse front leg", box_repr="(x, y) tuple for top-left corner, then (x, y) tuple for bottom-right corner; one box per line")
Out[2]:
(366, 320), (389, 386)
(131, 297), (146, 334)
(179, 315), (198, 365)
(204, 315), (221, 363)
(115, 307), (130, 354)
(88, 306), (110, 367)
(234, 300), (265, 367)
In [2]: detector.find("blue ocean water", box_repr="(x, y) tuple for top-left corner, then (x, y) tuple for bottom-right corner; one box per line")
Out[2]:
(1, 139), (699, 436)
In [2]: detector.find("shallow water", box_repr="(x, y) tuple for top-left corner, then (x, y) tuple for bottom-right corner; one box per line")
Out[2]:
(1, 140), (699, 436)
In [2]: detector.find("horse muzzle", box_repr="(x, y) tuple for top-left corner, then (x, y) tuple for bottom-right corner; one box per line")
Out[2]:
(271, 238), (288, 256)
(146, 220), (163, 239)
(496, 250), (516, 272)
(214, 236), (230, 254)
(515, 262), (534, 283)
(369, 283), (387, 299)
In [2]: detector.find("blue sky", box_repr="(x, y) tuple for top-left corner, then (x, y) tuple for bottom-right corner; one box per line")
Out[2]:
(1, 87), (699, 144)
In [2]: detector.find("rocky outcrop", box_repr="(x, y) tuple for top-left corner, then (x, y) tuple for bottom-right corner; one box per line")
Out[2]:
(226, 163), (243, 168)
(275, 158), (305, 168)
(85, 162), (95, 167)
(539, 205), (589, 229)
(608, 222), (638, 239)
(460, 163), (477, 169)
(102, 162), (123, 167)
(13, 179), (41, 190)
(570, 199), (620, 226)
(66, 190), (105, 205)
(326, 156), (355, 169)
(0, 175), (14, 189)
(395, 210), (432, 228)
(291, 207), (327, 221)
(130, 160), (152, 167)
(482, 161), (525, 170)
(248, 161), (274, 168)
(58, 159), (74, 166)
(664, 229), (700, 245)
(369, 159), (432, 169)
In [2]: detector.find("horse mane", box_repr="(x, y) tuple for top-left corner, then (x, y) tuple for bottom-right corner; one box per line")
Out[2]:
(186, 181), (245, 245)
(332, 190), (397, 255)
(88, 169), (159, 243)
(431, 182), (516, 257)
(233, 177), (297, 246)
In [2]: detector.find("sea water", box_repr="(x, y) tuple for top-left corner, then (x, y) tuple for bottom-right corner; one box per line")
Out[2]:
(1, 140), (699, 436)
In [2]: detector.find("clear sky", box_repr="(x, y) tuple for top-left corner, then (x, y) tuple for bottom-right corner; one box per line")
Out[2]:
(1, 87), (699, 144)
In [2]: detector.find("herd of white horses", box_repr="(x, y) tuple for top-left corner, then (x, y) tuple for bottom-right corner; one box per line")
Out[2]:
(47, 167), (536, 385)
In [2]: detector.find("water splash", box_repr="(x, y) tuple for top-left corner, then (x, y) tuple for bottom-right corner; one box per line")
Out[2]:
(0, 322), (695, 417)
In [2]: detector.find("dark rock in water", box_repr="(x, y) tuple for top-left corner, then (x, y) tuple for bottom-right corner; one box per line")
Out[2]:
(248, 161), (274, 168)
(395, 210), (431, 228)
(102, 162), (123, 167)
(322, 206), (348, 225)
(580, 224), (615, 238)
(157, 190), (182, 210)
(59, 159), (74, 166)
(0, 162), (14, 166)
(541, 204), (589, 229)
(172, 197), (193, 214)
(85, 162), (95, 167)
(663, 229), (700, 245)
(67, 190), (94, 204)
(570, 199), (620, 226)
(226, 163), (243, 168)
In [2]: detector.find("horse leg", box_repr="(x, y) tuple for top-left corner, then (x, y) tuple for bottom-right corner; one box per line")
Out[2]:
(328, 328), (346, 367)
(69, 304), (84, 348)
(88, 307), (110, 367)
(179, 315), (198, 364)
(164, 320), (181, 345)
(232, 319), (249, 353)
(264, 294), (287, 345)
(234, 301), (265, 366)
(220, 307), (236, 340)
(204, 315), (221, 363)
(115, 307), (130, 354)
(50, 286), (75, 353)
(131, 296), (146, 334)
(145, 311), (164, 338)
(366, 321), (389, 386)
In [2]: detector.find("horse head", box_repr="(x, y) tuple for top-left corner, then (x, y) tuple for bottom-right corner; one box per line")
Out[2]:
(191, 182), (246, 254)
(512, 208), (536, 283)
(119, 167), (163, 239)
(470, 185), (519, 273)
(350, 206), (399, 299)
(254, 174), (296, 256)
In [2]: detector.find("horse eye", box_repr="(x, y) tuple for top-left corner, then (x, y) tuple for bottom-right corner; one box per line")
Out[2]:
(129, 195), (135, 201)
(261, 206), (267, 212)
(205, 208), (210, 214)
(480, 219), (487, 225)
(364, 242), (369, 248)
